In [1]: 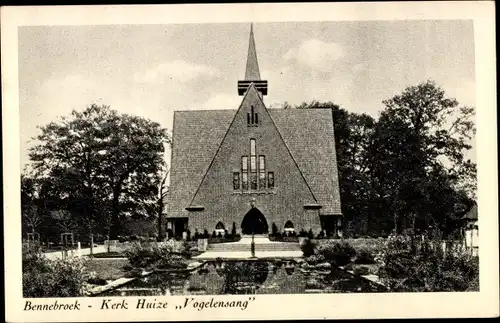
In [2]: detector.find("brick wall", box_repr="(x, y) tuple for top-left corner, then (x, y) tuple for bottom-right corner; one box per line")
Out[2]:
(189, 86), (321, 234)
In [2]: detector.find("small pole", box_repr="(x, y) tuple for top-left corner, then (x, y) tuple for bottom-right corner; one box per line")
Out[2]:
(251, 230), (255, 258)
(90, 233), (94, 256)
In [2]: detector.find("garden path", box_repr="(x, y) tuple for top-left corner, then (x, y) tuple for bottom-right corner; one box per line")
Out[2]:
(43, 245), (108, 260)
(194, 235), (303, 260)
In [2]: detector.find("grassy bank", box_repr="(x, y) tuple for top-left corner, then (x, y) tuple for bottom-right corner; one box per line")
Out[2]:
(85, 258), (130, 281)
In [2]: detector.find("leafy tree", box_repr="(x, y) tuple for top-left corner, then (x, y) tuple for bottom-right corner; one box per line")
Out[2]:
(291, 80), (475, 237)
(369, 80), (476, 234)
(28, 104), (171, 239)
(50, 209), (78, 234)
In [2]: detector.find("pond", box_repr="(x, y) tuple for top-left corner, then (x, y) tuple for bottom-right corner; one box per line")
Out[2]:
(97, 260), (385, 296)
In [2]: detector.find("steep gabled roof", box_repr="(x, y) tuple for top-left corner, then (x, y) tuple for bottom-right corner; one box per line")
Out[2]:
(167, 107), (342, 217)
(270, 108), (341, 215)
(463, 203), (478, 221)
(167, 110), (234, 218)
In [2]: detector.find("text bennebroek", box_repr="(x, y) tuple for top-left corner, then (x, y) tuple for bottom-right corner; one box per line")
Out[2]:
(24, 300), (81, 311)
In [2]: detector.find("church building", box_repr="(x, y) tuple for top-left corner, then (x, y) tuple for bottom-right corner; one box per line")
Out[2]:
(166, 25), (342, 237)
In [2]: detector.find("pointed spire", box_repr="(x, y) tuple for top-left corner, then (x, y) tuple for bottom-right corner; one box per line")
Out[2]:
(238, 23), (267, 96)
(244, 23), (261, 80)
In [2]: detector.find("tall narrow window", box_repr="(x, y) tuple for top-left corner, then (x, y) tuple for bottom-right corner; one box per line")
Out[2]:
(250, 139), (257, 190)
(259, 156), (265, 170)
(248, 106), (258, 126)
(242, 172), (248, 190)
(251, 172), (257, 189)
(268, 172), (274, 189)
(233, 172), (240, 190)
(250, 156), (257, 190)
(242, 156), (248, 190)
(259, 156), (266, 188)
(242, 156), (248, 171)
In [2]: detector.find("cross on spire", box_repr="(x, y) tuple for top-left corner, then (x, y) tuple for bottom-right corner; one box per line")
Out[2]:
(238, 24), (268, 96)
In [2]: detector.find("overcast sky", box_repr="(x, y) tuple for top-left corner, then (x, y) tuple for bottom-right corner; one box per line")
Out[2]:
(19, 20), (476, 168)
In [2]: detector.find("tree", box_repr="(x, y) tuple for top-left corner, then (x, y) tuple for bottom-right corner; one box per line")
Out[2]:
(21, 175), (42, 235)
(369, 80), (476, 234)
(28, 104), (171, 239)
(156, 166), (170, 241)
(290, 80), (475, 237)
(50, 209), (78, 234)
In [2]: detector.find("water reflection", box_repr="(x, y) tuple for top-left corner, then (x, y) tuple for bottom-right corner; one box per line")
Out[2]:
(99, 260), (380, 296)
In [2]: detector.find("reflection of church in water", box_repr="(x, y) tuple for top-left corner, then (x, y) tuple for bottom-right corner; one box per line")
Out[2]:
(166, 24), (342, 237)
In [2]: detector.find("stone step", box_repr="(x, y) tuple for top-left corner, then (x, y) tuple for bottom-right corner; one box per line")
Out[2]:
(207, 242), (301, 252)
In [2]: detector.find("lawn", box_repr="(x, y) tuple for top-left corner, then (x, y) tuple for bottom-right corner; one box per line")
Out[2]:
(85, 258), (130, 281)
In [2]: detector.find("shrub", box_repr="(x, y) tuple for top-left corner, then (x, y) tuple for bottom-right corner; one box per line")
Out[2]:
(315, 240), (356, 266)
(353, 266), (370, 276)
(124, 242), (155, 268)
(354, 248), (376, 264)
(124, 240), (189, 270)
(231, 222), (237, 236)
(305, 254), (325, 265)
(377, 234), (479, 292)
(299, 229), (307, 237)
(211, 231), (217, 238)
(23, 250), (91, 297)
(307, 229), (314, 239)
(343, 263), (355, 271)
(271, 223), (278, 236)
(300, 238), (316, 257)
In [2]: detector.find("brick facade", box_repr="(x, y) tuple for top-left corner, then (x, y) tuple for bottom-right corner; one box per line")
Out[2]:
(188, 85), (320, 234)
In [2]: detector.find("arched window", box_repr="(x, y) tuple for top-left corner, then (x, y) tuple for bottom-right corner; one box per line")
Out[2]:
(215, 222), (225, 230)
(284, 220), (295, 236)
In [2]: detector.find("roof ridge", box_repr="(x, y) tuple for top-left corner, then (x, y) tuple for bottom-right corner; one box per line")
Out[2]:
(174, 109), (238, 113)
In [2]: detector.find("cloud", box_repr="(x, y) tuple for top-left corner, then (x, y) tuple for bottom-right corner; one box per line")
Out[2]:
(196, 93), (241, 111)
(133, 60), (220, 84)
(284, 39), (344, 73)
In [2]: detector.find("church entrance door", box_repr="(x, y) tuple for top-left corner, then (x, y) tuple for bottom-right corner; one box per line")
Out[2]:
(241, 208), (268, 235)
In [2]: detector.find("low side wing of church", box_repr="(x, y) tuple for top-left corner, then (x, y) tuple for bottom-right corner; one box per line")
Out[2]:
(166, 25), (343, 237)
